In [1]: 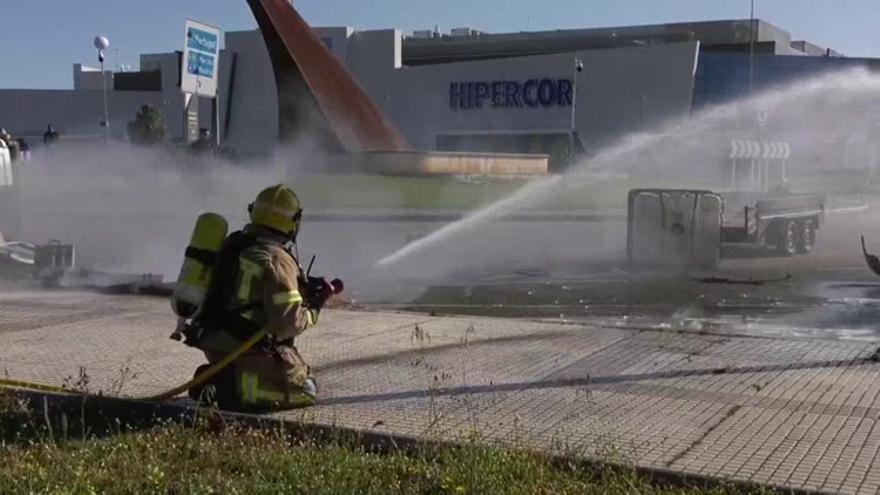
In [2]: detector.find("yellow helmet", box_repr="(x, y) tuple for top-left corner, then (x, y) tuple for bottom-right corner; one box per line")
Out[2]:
(248, 184), (303, 237)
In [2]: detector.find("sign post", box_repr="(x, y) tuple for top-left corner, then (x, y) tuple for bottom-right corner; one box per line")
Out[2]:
(570, 56), (584, 165)
(180, 19), (221, 146)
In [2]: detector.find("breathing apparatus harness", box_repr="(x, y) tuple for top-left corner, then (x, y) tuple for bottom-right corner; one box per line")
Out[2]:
(180, 226), (332, 348)
(179, 228), (262, 346)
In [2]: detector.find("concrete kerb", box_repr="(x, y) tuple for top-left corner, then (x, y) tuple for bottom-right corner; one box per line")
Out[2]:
(3, 387), (832, 495)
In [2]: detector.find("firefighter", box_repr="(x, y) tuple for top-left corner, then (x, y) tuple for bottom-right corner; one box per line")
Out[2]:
(189, 184), (329, 411)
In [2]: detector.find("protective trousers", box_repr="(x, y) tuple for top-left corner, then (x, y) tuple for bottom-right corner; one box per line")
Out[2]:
(202, 345), (315, 411)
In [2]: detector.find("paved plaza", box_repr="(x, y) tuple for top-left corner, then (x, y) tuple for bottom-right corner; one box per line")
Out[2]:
(3, 290), (880, 493)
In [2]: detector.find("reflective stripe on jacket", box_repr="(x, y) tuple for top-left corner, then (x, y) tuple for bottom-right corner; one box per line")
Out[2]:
(231, 238), (317, 342)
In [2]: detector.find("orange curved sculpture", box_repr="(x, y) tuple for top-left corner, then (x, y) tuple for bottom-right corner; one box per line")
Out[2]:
(247, 0), (410, 152)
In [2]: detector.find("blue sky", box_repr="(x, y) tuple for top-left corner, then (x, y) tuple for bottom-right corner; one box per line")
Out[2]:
(1, 0), (878, 89)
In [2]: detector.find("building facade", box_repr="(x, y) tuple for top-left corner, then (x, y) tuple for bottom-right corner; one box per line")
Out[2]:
(0, 18), (875, 170)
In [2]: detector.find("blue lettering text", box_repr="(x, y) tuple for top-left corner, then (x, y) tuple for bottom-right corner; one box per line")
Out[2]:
(557, 79), (573, 106)
(475, 81), (490, 108)
(450, 82), (463, 110)
(448, 78), (573, 111)
(537, 78), (555, 108)
(491, 81), (504, 108)
(522, 79), (539, 107)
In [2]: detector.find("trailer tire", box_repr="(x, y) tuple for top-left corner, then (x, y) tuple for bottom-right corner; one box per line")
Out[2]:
(777, 220), (798, 256)
(797, 218), (816, 254)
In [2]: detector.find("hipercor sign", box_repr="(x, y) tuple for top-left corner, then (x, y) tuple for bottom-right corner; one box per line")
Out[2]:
(450, 79), (574, 111)
(181, 19), (221, 97)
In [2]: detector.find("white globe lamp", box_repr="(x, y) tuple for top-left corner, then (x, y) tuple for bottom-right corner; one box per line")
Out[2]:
(93, 36), (110, 51)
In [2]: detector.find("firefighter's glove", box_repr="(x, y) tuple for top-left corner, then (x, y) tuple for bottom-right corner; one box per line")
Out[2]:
(306, 276), (344, 311)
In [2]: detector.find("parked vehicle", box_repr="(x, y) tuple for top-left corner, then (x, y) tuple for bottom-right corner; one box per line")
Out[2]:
(627, 188), (824, 270)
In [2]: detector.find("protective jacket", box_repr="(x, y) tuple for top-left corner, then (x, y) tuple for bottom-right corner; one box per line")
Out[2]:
(196, 224), (318, 409)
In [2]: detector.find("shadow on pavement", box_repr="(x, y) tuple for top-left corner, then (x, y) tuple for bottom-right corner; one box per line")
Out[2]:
(314, 330), (575, 374)
(320, 355), (879, 406)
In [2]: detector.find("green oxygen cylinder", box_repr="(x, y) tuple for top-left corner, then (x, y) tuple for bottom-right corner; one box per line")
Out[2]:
(171, 212), (228, 319)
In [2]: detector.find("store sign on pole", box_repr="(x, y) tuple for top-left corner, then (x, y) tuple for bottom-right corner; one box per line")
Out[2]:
(185, 95), (200, 144)
(181, 19), (220, 97)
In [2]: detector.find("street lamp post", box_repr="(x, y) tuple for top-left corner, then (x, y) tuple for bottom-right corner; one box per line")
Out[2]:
(570, 56), (584, 166)
(94, 35), (111, 140)
(749, 0), (755, 94)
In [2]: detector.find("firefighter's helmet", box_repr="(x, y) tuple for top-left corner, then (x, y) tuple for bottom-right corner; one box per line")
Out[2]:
(248, 184), (303, 237)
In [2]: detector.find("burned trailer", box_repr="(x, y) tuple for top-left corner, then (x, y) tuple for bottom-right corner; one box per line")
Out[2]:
(627, 189), (724, 270)
(627, 188), (824, 270)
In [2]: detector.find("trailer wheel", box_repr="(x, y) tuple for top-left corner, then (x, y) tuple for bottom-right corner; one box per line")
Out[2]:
(797, 218), (816, 254)
(777, 220), (798, 256)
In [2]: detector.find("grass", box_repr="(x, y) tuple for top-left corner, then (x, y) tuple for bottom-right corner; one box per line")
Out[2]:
(0, 423), (761, 495)
(0, 392), (767, 495)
